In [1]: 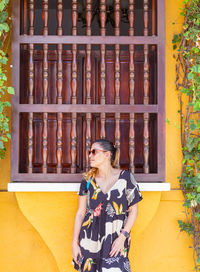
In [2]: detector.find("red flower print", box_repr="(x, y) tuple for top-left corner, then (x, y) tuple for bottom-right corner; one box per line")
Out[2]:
(94, 203), (103, 217)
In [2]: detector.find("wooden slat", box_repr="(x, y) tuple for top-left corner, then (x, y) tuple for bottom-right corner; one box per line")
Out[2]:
(18, 104), (158, 113)
(42, 112), (48, 174)
(28, 112), (33, 173)
(56, 112), (63, 173)
(85, 0), (92, 171)
(100, 0), (106, 138)
(71, 0), (78, 36)
(100, 0), (106, 37)
(114, 0), (121, 169)
(129, 0), (135, 173)
(43, 0), (48, 36)
(71, 0), (78, 173)
(28, 0), (34, 36)
(56, 47), (63, 99)
(42, 44), (48, 174)
(42, 45), (48, 105)
(57, 0), (63, 36)
(71, 112), (77, 173)
(42, 0), (49, 174)
(143, 0), (149, 36)
(151, 0), (156, 62)
(143, 0), (149, 174)
(18, 35), (159, 44)
(27, 0), (34, 173)
(143, 45), (149, 105)
(28, 44), (34, 173)
(21, 0), (27, 34)
(152, 0), (156, 36)
(143, 112), (149, 173)
(128, 0), (134, 36)
(56, 0), (63, 174)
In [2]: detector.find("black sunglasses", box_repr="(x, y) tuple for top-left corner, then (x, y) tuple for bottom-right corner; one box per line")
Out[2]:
(88, 149), (107, 156)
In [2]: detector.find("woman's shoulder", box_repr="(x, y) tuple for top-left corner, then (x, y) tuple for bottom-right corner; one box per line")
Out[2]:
(120, 169), (132, 177)
(120, 169), (138, 183)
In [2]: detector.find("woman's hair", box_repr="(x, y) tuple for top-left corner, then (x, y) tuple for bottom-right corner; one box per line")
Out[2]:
(83, 138), (119, 180)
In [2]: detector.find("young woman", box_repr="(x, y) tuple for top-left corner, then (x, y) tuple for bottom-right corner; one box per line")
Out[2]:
(72, 138), (143, 272)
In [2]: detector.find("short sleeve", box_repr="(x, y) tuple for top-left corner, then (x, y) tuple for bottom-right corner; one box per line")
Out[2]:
(78, 178), (88, 196)
(126, 171), (143, 207)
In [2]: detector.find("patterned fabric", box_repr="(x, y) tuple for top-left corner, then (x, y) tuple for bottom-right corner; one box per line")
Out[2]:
(72, 170), (143, 272)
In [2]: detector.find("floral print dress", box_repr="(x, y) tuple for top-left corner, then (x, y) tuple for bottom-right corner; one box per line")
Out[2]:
(72, 169), (143, 272)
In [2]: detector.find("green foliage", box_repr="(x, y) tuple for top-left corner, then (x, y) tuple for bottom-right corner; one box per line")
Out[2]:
(172, 0), (200, 271)
(0, 0), (9, 48)
(172, 33), (182, 50)
(0, 0), (14, 159)
(178, 220), (194, 236)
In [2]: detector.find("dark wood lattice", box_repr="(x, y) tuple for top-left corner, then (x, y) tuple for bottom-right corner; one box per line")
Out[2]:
(12, 0), (165, 183)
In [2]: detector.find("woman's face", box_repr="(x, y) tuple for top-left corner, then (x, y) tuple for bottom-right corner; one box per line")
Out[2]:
(89, 142), (110, 168)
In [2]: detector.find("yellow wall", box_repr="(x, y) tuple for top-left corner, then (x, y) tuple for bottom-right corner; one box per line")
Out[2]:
(0, 0), (194, 271)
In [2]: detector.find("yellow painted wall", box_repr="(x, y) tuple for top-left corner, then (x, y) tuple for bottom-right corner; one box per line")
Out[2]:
(0, 0), (194, 271)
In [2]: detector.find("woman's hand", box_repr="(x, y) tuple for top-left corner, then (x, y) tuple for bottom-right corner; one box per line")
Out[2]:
(109, 234), (126, 257)
(72, 240), (82, 265)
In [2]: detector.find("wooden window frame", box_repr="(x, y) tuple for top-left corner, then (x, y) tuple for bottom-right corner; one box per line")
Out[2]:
(11, 0), (165, 183)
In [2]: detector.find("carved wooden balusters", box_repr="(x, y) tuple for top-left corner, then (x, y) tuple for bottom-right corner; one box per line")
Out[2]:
(57, 0), (63, 36)
(114, 0), (121, 169)
(42, 0), (48, 174)
(28, 0), (34, 35)
(56, 112), (63, 174)
(28, 44), (34, 173)
(28, 0), (153, 176)
(71, 0), (78, 173)
(56, 0), (63, 173)
(100, 0), (106, 139)
(128, 0), (135, 173)
(28, 0), (34, 173)
(85, 0), (92, 171)
(143, 0), (150, 173)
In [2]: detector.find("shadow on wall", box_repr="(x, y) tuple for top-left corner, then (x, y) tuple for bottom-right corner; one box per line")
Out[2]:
(0, 192), (59, 272)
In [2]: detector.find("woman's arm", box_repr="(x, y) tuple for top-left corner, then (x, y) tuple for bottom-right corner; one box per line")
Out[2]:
(110, 203), (138, 257)
(121, 203), (138, 234)
(72, 195), (87, 244)
(72, 195), (87, 264)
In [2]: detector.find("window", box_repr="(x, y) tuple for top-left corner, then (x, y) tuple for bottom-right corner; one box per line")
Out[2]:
(11, 0), (165, 183)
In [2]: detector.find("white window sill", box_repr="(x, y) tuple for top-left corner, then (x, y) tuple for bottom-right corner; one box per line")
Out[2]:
(7, 182), (170, 192)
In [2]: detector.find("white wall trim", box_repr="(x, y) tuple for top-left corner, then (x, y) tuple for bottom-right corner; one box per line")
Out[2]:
(7, 182), (171, 192)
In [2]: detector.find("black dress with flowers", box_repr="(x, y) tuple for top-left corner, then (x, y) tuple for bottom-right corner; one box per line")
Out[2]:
(72, 169), (143, 272)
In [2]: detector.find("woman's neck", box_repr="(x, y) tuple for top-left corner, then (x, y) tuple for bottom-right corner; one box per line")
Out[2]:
(96, 164), (114, 179)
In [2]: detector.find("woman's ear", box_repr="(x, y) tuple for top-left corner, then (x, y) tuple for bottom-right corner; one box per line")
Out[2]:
(105, 151), (111, 160)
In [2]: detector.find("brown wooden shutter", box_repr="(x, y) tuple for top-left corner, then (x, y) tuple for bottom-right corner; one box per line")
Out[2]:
(11, 0), (165, 183)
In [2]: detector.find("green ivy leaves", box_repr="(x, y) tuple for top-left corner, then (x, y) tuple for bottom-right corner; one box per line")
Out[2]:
(0, 0), (14, 160)
(0, 0), (9, 47)
(172, 0), (200, 270)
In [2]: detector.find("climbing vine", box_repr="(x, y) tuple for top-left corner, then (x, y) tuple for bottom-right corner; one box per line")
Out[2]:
(0, 0), (14, 159)
(172, 0), (200, 271)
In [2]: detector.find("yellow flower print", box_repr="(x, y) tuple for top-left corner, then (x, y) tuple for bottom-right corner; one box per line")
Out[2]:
(83, 258), (95, 271)
(82, 214), (94, 228)
(91, 180), (101, 200)
(112, 201), (124, 215)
